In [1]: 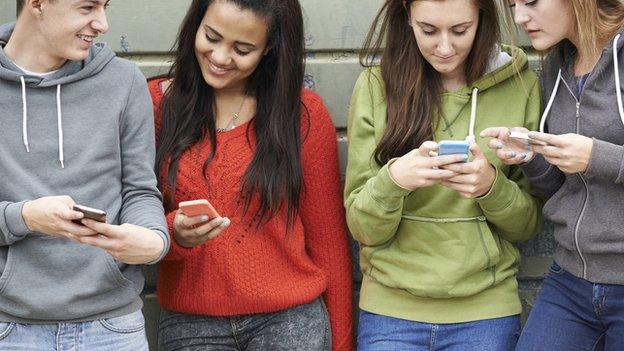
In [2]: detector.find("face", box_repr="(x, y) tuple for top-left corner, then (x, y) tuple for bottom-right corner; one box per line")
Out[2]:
(195, 0), (270, 92)
(509, 0), (576, 50)
(34, 0), (110, 63)
(409, 0), (479, 81)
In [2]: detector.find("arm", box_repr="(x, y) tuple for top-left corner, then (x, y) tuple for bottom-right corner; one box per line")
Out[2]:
(116, 67), (170, 263)
(0, 201), (30, 245)
(300, 92), (354, 351)
(343, 71), (411, 247)
(477, 78), (544, 242)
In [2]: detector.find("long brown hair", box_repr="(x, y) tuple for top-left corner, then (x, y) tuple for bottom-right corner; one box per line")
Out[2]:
(570, 0), (624, 60)
(155, 0), (306, 226)
(361, 0), (500, 166)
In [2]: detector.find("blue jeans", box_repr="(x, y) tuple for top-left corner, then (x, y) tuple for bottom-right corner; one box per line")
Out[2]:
(0, 310), (148, 351)
(516, 262), (624, 351)
(158, 298), (331, 350)
(357, 310), (520, 351)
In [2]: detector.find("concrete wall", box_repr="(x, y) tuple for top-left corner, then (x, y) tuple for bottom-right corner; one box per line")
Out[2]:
(0, 1), (554, 350)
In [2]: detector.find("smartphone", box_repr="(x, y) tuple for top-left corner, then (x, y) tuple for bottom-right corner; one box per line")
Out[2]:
(73, 204), (107, 223)
(438, 140), (470, 161)
(509, 131), (549, 146)
(179, 199), (220, 220)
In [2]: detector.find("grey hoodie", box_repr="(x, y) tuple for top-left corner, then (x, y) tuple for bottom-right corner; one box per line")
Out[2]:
(0, 23), (169, 322)
(522, 28), (624, 285)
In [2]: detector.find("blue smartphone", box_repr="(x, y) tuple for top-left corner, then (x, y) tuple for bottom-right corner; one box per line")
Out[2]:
(437, 140), (470, 161)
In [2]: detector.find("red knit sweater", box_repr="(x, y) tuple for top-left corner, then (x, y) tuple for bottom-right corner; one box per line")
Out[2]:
(149, 79), (354, 350)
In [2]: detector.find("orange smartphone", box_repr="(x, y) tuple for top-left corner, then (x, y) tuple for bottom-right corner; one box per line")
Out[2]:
(178, 199), (220, 219)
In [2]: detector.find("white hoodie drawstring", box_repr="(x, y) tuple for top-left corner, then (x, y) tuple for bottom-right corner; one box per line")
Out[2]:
(466, 88), (478, 143)
(20, 76), (29, 153)
(540, 34), (623, 132)
(56, 84), (64, 169)
(614, 34), (624, 127)
(18, 79), (64, 168)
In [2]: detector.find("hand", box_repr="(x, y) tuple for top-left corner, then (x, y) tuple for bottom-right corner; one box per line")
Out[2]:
(173, 210), (230, 248)
(480, 127), (534, 165)
(21, 196), (98, 239)
(528, 132), (593, 174)
(388, 141), (467, 191)
(77, 220), (166, 264)
(440, 142), (497, 198)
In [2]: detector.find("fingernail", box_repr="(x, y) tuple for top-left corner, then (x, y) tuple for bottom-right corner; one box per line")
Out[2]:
(527, 132), (535, 138)
(462, 155), (469, 160)
(507, 151), (516, 158)
(222, 218), (230, 227)
(201, 215), (209, 222)
(494, 143), (503, 149)
(520, 154), (527, 160)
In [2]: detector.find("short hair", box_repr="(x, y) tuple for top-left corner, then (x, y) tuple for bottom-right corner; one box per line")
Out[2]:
(17, 0), (25, 15)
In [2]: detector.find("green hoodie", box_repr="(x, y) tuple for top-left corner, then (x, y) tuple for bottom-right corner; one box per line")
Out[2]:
(345, 45), (543, 323)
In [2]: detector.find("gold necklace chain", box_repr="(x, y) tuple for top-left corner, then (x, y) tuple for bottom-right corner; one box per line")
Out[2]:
(216, 95), (247, 133)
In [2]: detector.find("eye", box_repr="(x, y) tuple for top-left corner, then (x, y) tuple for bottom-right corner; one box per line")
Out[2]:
(525, 0), (538, 6)
(205, 34), (219, 43)
(422, 29), (436, 36)
(453, 29), (468, 36)
(234, 47), (251, 56)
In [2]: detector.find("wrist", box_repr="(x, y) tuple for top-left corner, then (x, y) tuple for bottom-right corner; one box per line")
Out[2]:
(21, 201), (35, 232)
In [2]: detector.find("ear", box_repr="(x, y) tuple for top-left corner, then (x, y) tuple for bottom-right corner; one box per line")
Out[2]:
(26, 0), (45, 18)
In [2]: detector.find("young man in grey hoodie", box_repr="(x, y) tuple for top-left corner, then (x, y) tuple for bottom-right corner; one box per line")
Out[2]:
(0, 0), (169, 349)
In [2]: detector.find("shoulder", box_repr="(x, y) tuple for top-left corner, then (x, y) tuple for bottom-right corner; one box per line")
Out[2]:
(300, 89), (336, 146)
(147, 77), (171, 105)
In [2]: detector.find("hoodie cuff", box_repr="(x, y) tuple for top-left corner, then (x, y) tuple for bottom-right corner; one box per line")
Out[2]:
(144, 229), (170, 265)
(520, 154), (554, 180)
(368, 159), (413, 204)
(585, 138), (624, 183)
(5, 201), (30, 239)
(475, 167), (517, 211)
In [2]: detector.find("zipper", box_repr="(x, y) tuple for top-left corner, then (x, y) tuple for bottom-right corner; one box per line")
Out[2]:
(561, 77), (589, 278)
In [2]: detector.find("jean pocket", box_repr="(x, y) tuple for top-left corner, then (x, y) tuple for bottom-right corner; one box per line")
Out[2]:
(99, 310), (145, 333)
(0, 322), (14, 341)
(548, 261), (565, 275)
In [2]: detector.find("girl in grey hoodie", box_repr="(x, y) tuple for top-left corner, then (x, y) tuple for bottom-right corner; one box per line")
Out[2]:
(482, 1), (624, 350)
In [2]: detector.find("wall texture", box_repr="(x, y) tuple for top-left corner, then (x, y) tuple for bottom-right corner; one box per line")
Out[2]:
(0, 2), (553, 350)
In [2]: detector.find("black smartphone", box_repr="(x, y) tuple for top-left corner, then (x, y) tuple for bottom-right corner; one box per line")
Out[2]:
(73, 204), (107, 223)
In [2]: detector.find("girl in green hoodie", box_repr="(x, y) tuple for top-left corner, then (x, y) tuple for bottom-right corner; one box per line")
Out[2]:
(345, 0), (543, 350)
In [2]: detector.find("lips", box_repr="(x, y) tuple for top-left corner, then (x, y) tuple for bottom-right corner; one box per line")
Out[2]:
(206, 60), (233, 76)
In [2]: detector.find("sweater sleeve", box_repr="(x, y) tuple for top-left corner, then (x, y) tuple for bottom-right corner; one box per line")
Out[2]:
(0, 200), (31, 246)
(118, 67), (170, 264)
(344, 70), (411, 247)
(299, 91), (354, 351)
(475, 76), (544, 242)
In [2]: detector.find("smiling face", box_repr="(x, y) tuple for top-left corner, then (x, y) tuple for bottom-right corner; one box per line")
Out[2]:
(194, 0), (270, 93)
(409, 0), (479, 83)
(509, 0), (576, 51)
(34, 0), (110, 63)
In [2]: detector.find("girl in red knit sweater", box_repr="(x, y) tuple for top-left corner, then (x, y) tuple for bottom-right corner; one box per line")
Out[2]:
(149, 0), (354, 350)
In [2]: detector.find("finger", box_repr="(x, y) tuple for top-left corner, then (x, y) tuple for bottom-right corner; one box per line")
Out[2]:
(469, 142), (486, 159)
(204, 223), (229, 241)
(439, 180), (471, 193)
(418, 141), (439, 157)
(430, 154), (468, 167)
(428, 150), (438, 157)
(81, 219), (117, 237)
(531, 145), (564, 159)
(528, 132), (561, 147)
(192, 217), (231, 237)
(480, 127), (510, 139)
(419, 169), (457, 180)
(63, 221), (99, 236)
(182, 214), (214, 228)
(441, 161), (478, 174)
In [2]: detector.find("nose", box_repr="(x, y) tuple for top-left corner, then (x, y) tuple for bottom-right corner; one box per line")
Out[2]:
(92, 9), (109, 34)
(513, 5), (530, 25)
(210, 46), (232, 66)
(437, 34), (453, 56)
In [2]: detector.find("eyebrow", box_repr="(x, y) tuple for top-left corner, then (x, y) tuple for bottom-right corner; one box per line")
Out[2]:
(204, 25), (258, 48)
(416, 21), (474, 28)
(75, 0), (110, 6)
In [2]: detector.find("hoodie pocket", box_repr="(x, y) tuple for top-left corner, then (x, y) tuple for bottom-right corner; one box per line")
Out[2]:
(0, 236), (139, 320)
(362, 216), (501, 298)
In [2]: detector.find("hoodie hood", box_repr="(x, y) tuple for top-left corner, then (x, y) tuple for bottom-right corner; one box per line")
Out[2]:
(0, 22), (116, 168)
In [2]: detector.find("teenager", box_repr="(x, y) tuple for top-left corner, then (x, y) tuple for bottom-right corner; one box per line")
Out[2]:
(149, 0), (353, 350)
(482, 1), (624, 350)
(344, 0), (542, 349)
(0, 0), (169, 349)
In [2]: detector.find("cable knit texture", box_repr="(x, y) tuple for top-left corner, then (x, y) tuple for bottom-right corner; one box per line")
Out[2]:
(149, 78), (354, 350)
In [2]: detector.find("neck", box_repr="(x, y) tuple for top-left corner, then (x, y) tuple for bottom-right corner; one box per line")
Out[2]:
(4, 20), (67, 73)
(441, 69), (466, 92)
(569, 30), (605, 76)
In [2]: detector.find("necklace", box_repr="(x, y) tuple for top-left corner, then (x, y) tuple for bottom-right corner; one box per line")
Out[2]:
(216, 95), (247, 133)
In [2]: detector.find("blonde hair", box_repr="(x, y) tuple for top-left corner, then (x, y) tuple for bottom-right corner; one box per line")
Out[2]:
(502, 0), (624, 60)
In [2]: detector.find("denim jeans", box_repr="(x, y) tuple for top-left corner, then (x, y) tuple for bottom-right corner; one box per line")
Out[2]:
(516, 262), (624, 351)
(357, 310), (520, 351)
(158, 298), (331, 350)
(0, 309), (148, 351)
